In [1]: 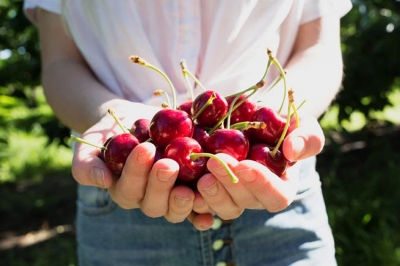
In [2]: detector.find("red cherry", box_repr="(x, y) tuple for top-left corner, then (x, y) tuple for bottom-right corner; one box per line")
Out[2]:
(206, 129), (249, 161)
(251, 107), (286, 145)
(191, 90), (228, 127)
(104, 133), (140, 175)
(149, 109), (194, 148)
(130, 118), (150, 143)
(177, 101), (193, 116)
(192, 124), (209, 150)
(226, 95), (257, 124)
(247, 143), (288, 177)
(164, 137), (207, 182)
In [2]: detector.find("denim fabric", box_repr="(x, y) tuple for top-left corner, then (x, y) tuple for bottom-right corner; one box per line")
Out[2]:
(76, 157), (336, 266)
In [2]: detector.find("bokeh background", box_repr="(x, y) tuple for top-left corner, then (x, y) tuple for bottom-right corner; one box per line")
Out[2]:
(1, 0), (400, 265)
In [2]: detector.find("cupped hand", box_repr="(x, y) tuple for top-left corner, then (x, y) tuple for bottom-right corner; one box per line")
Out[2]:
(71, 109), (214, 230)
(194, 113), (325, 220)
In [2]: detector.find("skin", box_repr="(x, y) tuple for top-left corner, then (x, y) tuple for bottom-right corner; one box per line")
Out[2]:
(35, 8), (342, 230)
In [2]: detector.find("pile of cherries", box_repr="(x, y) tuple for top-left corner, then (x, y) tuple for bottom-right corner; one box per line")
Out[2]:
(72, 49), (300, 185)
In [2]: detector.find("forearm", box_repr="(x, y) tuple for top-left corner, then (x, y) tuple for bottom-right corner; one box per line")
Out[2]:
(42, 58), (128, 133)
(261, 15), (344, 118)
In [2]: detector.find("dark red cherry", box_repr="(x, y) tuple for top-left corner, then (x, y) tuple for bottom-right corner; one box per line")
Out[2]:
(206, 129), (249, 161)
(164, 137), (207, 182)
(226, 95), (257, 124)
(251, 107), (286, 146)
(104, 133), (140, 175)
(177, 101), (193, 116)
(247, 143), (288, 177)
(192, 124), (209, 149)
(131, 118), (150, 143)
(149, 109), (194, 148)
(191, 90), (228, 127)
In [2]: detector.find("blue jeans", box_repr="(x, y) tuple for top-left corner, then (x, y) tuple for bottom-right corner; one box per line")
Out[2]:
(76, 157), (336, 266)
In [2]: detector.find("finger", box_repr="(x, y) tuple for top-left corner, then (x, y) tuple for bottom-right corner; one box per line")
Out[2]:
(186, 212), (215, 231)
(197, 172), (243, 220)
(108, 142), (156, 209)
(235, 159), (299, 212)
(71, 133), (114, 188)
(206, 154), (262, 209)
(192, 191), (214, 214)
(283, 113), (325, 161)
(164, 185), (195, 223)
(140, 158), (179, 217)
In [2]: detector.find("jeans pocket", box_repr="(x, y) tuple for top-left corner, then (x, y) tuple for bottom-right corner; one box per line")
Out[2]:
(76, 184), (117, 216)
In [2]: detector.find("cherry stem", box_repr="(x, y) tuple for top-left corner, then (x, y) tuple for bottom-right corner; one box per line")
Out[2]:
(70, 135), (106, 150)
(180, 59), (206, 92)
(270, 88), (296, 157)
(130, 55), (177, 109)
(230, 121), (266, 131)
(108, 109), (129, 133)
(210, 81), (265, 133)
(267, 48), (287, 115)
(180, 60), (195, 101)
(153, 89), (171, 108)
(192, 92), (216, 121)
(190, 153), (239, 183)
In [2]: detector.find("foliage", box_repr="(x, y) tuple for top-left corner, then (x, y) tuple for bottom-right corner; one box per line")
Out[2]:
(336, 0), (400, 122)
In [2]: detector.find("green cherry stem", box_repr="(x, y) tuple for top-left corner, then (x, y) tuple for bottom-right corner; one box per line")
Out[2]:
(180, 59), (206, 92)
(153, 89), (171, 108)
(130, 55), (177, 109)
(270, 89), (297, 158)
(108, 109), (129, 133)
(70, 135), (106, 150)
(180, 60), (195, 101)
(267, 48), (287, 115)
(230, 121), (266, 131)
(190, 153), (239, 183)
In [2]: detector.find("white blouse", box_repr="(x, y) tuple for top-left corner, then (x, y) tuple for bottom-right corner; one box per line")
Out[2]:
(24, 0), (352, 107)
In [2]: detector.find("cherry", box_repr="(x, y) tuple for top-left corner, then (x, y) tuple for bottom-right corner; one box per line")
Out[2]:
(206, 128), (249, 161)
(191, 90), (228, 127)
(177, 101), (193, 116)
(251, 107), (286, 146)
(192, 124), (209, 150)
(164, 137), (207, 182)
(130, 118), (150, 143)
(247, 143), (288, 176)
(149, 108), (194, 148)
(103, 133), (140, 175)
(226, 94), (257, 124)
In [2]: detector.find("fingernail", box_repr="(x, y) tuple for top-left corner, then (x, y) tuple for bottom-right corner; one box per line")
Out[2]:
(202, 182), (219, 196)
(91, 167), (105, 187)
(236, 168), (256, 182)
(290, 137), (305, 160)
(157, 169), (177, 182)
(210, 165), (228, 177)
(137, 151), (151, 163)
(174, 196), (190, 207)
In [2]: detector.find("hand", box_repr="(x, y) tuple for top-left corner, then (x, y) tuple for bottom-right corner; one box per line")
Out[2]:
(193, 113), (325, 220)
(71, 107), (214, 230)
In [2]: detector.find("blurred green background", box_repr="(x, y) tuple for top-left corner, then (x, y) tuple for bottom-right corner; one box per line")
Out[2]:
(1, 0), (400, 265)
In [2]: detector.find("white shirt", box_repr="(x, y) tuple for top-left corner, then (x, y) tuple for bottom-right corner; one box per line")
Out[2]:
(24, 0), (352, 107)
